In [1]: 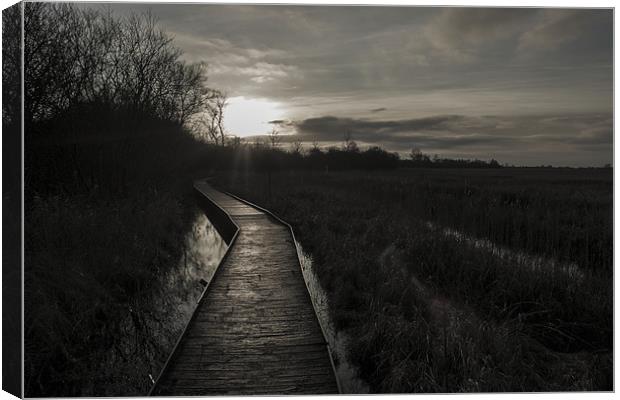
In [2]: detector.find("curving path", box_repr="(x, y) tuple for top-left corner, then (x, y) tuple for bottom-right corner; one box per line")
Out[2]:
(150, 181), (338, 395)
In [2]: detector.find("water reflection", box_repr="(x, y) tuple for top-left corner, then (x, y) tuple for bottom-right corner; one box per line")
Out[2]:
(161, 212), (229, 329)
(118, 210), (227, 394)
(425, 221), (584, 280)
(296, 241), (370, 394)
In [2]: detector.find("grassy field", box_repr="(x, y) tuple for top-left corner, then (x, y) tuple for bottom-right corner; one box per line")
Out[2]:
(215, 168), (612, 393)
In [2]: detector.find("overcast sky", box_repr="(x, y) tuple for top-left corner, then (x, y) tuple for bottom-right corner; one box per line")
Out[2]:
(98, 4), (612, 166)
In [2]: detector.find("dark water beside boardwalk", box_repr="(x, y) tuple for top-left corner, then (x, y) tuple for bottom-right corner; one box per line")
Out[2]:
(296, 242), (370, 393)
(159, 211), (229, 330)
(147, 211), (228, 381)
(107, 210), (228, 395)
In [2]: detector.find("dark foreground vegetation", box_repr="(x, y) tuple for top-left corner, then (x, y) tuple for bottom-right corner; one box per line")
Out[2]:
(216, 168), (612, 392)
(12, 3), (217, 395)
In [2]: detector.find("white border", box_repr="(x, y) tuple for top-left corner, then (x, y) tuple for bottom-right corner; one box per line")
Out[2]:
(0, 1), (616, 400)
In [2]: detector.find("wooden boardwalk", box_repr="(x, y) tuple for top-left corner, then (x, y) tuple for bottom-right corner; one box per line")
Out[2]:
(150, 181), (339, 396)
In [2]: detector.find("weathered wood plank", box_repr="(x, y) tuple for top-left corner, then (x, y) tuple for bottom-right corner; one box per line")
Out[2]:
(150, 181), (338, 395)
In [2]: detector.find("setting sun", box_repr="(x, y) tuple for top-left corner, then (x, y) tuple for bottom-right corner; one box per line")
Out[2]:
(225, 96), (286, 137)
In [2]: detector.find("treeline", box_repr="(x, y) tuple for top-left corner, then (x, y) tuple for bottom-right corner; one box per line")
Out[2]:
(403, 157), (501, 168)
(19, 3), (221, 198)
(405, 148), (501, 168)
(201, 142), (501, 171)
(199, 142), (401, 171)
(23, 3), (210, 134)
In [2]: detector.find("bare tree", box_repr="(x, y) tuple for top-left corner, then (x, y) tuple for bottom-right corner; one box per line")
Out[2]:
(204, 90), (227, 146)
(268, 128), (281, 149)
(3, 3), (21, 127)
(24, 3), (81, 123)
(291, 139), (303, 155)
(409, 147), (430, 163)
(188, 89), (227, 145)
(23, 4), (210, 130)
(343, 130), (359, 153)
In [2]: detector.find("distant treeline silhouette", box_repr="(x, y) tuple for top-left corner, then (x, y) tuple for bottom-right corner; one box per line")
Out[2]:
(195, 140), (502, 172)
(405, 148), (501, 168)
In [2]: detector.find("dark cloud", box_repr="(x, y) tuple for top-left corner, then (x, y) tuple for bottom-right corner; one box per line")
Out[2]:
(294, 115), (464, 140)
(286, 112), (612, 164)
(424, 8), (537, 61)
(97, 5), (611, 101)
(91, 3), (613, 166)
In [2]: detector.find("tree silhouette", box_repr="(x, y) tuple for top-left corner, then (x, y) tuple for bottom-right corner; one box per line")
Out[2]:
(268, 128), (281, 149)
(24, 3), (210, 132)
(343, 130), (359, 153)
(193, 90), (228, 145)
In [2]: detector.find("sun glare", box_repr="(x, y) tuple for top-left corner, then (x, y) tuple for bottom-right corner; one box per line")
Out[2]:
(225, 96), (286, 137)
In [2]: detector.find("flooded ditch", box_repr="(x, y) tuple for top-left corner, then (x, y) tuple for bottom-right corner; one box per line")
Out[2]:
(295, 241), (370, 394)
(115, 209), (228, 394)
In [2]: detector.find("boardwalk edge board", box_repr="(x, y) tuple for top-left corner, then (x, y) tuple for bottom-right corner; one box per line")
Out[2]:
(218, 188), (343, 395)
(148, 182), (241, 396)
(193, 185), (238, 245)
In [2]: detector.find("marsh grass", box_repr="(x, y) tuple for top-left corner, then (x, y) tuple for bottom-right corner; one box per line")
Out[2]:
(216, 168), (612, 392)
(24, 189), (195, 396)
(24, 121), (219, 396)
